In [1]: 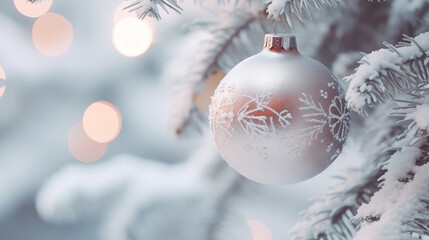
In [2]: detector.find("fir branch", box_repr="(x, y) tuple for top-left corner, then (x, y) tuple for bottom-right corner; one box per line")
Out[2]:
(35, 156), (138, 223)
(169, 5), (270, 136)
(354, 142), (429, 240)
(289, 105), (402, 240)
(354, 86), (429, 240)
(344, 31), (429, 114)
(35, 137), (242, 240)
(206, 174), (245, 240)
(123, 0), (183, 21)
(289, 168), (380, 240)
(265, 0), (341, 26)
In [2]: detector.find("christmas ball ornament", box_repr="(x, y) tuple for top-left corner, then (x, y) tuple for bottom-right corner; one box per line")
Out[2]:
(209, 34), (350, 185)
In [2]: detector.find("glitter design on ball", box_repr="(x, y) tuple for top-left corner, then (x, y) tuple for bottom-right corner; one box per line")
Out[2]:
(299, 93), (328, 145)
(328, 95), (350, 142)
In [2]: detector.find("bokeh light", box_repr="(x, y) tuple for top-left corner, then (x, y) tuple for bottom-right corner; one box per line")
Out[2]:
(0, 65), (6, 98)
(112, 17), (153, 57)
(82, 101), (122, 143)
(32, 13), (74, 57)
(202, 0), (218, 9)
(68, 122), (108, 163)
(114, 1), (137, 23)
(14, 0), (53, 18)
(193, 69), (226, 114)
(246, 220), (273, 240)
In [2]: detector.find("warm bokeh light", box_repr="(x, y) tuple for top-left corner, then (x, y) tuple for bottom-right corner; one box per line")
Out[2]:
(202, 0), (218, 9)
(82, 101), (122, 143)
(0, 65), (6, 98)
(246, 220), (273, 240)
(14, 0), (53, 18)
(113, 17), (153, 57)
(193, 69), (226, 114)
(114, 1), (137, 23)
(68, 122), (108, 163)
(32, 13), (74, 57)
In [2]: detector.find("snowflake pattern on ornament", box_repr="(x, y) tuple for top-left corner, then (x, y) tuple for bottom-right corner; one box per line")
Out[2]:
(210, 91), (293, 142)
(327, 142), (333, 152)
(209, 96), (236, 143)
(330, 148), (341, 162)
(237, 93), (292, 139)
(320, 90), (328, 99)
(299, 93), (328, 145)
(217, 81), (227, 93)
(328, 96), (350, 142)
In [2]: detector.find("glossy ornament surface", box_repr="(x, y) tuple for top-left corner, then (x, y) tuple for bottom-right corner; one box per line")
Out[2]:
(209, 34), (350, 185)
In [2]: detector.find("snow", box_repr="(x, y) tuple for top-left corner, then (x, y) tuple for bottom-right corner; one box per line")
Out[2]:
(265, 0), (289, 20)
(1, 0), (429, 239)
(345, 31), (429, 112)
(406, 104), (429, 130)
(265, 0), (341, 25)
(345, 49), (400, 111)
(356, 146), (421, 219)
(353, 96), (429, 239)
(36, 153), (214, 240)
(163, 31), (213, 135)
(355, 163), (429, 240)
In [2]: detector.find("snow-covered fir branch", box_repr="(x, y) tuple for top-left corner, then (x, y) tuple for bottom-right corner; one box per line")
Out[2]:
(265, 0), (341, 26)
(289, 104), (403, 240)
(168, 4), (270, 135)
(123, 0), (183, 20)
(36, 137), (245, 240)
(354, 144), (429, 240)
(345, 31), (429, 114)
(354, 86), (429, 240)
(289, 168), (378, 240)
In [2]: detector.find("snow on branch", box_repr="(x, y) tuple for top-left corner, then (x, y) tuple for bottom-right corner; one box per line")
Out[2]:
(123, 0), (183, 20)
(36, 138), (242, 240)
(36, 146), (225, 224)
(265, 0), (341, 26)
(344, 31), (429, 114)
(168, 5), (270, 136)
(353, 86), (429, 240)
(289, 168), (379, 240)
(289, 105), (402, 240)
(36, 155), (159, 224)
(354, 143), (429, 240)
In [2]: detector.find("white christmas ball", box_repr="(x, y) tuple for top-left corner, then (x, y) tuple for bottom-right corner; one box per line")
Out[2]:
(209, 34), (350, 185)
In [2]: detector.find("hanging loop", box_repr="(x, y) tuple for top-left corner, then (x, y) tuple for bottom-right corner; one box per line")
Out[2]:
(272, 16), (286, 34)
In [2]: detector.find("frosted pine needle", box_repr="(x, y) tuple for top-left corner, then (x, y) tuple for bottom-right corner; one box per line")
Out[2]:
(345, 31), (429, 114)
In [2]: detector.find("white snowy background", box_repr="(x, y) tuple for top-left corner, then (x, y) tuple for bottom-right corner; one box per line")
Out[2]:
(0, 1), (366, 239)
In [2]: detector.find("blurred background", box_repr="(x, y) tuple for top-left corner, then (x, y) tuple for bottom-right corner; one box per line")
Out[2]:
(0, 1), (365, 239)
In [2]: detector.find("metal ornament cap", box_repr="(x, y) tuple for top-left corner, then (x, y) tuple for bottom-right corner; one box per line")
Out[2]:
(263, 34), (298, 53)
